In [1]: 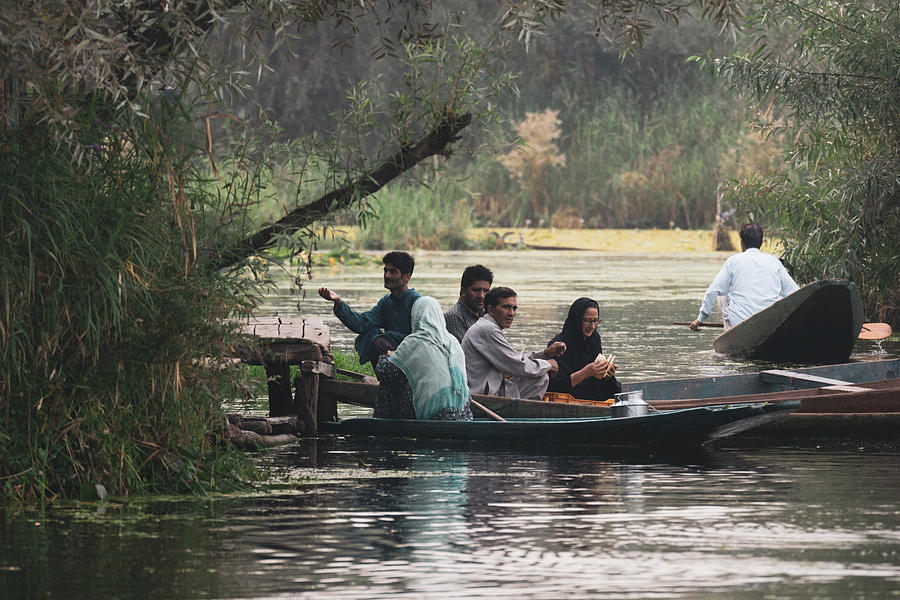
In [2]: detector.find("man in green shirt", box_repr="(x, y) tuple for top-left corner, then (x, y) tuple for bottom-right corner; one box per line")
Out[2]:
(318, 251), (421, 366)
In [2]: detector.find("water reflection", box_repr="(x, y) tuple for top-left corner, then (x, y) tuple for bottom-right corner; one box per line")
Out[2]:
(269, 250), (896, 381)
(3, 251), (898, 599)
(3, 444), (899, 599)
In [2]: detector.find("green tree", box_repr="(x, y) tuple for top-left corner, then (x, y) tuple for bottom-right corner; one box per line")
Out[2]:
(697, 0), (899, 325)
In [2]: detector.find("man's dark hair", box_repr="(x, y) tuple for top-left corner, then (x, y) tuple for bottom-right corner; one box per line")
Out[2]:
(382, 251), (415, 275)
(461, 265), (494, 289)
(739, 223), (764, 249)
(485, 286), (516, 309)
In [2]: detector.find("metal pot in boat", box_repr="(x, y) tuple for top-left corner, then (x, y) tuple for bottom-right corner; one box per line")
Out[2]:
(611, 390), (649, 418)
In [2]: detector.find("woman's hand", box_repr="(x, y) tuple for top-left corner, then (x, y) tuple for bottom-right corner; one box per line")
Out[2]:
(593, 355), (617, 378)
(583, 361), (607, 379)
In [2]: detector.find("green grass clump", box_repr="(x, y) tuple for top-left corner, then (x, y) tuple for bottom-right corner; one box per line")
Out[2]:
(332, 350), (375, 379)
(355, 181), (475, 250)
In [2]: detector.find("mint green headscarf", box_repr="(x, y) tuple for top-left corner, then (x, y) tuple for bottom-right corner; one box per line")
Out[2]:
(388, 296), (470, 419)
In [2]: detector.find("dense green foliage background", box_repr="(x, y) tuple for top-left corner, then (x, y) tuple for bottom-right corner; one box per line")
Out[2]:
(240, 7), (765, 230)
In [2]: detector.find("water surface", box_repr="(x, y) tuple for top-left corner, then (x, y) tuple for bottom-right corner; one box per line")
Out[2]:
(3, 444), (899, 599)
(2, 250), (897, 599)
(269, 250), (895, 380)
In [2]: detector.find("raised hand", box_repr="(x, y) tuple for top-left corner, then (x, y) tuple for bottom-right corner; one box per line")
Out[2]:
(318, 287), (342, 304)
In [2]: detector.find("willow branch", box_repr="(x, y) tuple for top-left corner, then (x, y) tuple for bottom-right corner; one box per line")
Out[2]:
(213, 110), (472, 269)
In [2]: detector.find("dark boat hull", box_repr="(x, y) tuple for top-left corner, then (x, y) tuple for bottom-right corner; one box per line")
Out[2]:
(712, 279), (863, 363)
(321, 402), (797, 449)
(320, 358), (899, 417)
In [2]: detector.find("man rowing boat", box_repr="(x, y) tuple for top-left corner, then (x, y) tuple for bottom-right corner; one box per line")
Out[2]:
(689, 223), (799, 331)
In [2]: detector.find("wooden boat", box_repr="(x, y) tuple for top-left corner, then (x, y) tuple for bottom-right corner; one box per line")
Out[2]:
(627, 358), (900, 444)
(712, 279), (863, 363)
(320, 377), (615, 418)
(321, 358), (898, 414)
(320, 358), (900, 443)
(321, 401), (799, 449)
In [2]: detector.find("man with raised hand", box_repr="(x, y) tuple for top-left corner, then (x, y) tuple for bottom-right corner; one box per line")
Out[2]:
(319, 251), (421, 366)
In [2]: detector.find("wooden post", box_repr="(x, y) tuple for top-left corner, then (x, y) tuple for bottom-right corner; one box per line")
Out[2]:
(295, 360), (335, 435)
(296, 366), (318, 435)
(235, 317), (332, 426)
(265, 357), (293, 417)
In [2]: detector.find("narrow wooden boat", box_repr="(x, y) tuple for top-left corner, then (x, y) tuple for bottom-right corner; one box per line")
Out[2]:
(321, 401), (799, 449)
(319, 358), (900, 443)
(712, 279), (863, 363)
(319, 378), (615, 419)
(320, 358), (898, 415)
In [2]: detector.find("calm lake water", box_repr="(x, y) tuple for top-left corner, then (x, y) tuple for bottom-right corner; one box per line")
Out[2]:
(2, 250), (898, 599)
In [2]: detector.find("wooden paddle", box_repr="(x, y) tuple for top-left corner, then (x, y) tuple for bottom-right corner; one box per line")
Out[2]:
(674, 321), (893, 340)
(470, 399), (506, 422)
(859, 322), (892, 340)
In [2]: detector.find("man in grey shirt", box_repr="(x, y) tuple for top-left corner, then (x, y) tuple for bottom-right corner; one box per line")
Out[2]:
(461, 286), (566, 399)
(444, 264), (493, 343)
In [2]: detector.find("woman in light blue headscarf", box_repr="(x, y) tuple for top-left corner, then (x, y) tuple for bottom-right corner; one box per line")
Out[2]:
(374, 296), (473, 420)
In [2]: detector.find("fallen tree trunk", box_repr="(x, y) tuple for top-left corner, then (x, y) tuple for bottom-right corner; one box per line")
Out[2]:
(213, 110), (472, 269)
(227, 424), (297, 450)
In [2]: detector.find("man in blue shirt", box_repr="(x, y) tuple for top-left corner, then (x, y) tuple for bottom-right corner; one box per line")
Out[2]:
(689, 223), (799, 331)
(318, 251), (421, 366)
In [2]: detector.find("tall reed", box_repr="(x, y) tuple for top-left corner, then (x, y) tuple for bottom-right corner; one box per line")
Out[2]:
(1, 105), (254, 503)
(354, 181), (475, 250)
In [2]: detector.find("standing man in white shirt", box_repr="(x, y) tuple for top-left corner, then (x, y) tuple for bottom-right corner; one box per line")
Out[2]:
(689, 223), (799, 331)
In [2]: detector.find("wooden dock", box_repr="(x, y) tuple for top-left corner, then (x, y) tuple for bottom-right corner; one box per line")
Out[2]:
(233, 316), (336, 438)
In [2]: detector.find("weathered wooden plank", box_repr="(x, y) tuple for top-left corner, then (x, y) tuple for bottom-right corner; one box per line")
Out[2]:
(649, 387), (826, 410)
(228, 426), (297, 449)
(238, 415), (300, 435)
(799, 385), (900, 413)
(301, 360), (334, 377)
(820, 385), (873, 393)
(236, 316), (331, 347)
(319, 378), (376, 408)
(336, 368), (378, 384)
(235, 341), (323, 366)
(760, 369), (853, 388)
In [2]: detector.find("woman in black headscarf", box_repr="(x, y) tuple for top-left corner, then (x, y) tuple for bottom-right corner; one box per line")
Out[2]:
(546, 297), (621, 401)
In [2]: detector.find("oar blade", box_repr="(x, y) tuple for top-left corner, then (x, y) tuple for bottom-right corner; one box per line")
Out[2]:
(859, 322), (892, 340)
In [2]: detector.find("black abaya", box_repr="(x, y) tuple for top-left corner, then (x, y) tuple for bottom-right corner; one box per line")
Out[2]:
(546, 297), (622, 401)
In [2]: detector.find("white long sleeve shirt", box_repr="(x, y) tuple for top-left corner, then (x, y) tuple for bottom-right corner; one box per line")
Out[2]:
(461, 314), (552, 397)
(697, 248), (799, 325)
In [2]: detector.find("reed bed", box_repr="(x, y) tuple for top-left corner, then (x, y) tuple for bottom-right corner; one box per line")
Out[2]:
(1, 113), (255, 503)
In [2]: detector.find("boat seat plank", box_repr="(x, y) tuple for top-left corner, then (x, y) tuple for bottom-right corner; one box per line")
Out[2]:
(821, 385), (873, 393)
(760, 369), (854, 388)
